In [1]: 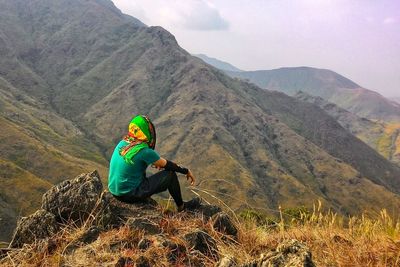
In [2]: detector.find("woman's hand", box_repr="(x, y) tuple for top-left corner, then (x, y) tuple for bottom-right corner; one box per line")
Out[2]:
(153, 157), (195, 185)
(186, 170), (196, 186)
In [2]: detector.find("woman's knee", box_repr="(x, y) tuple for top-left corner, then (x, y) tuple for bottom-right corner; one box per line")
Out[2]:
(161, 170), (176, 179)
(168, 171), (178, 179)
(157, 170), (176, 185)
(164, 171), (178, 186)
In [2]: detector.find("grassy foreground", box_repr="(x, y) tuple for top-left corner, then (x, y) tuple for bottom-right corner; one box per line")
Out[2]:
(1, 201), (399, 266)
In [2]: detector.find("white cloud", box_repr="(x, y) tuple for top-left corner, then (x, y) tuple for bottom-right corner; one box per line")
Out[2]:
(156, 0), (229, 31)
(383, 17), (396, 24)
(113, 0), (229, 31)
(179, 1), (229, 31)
(112, 1), (148, 22)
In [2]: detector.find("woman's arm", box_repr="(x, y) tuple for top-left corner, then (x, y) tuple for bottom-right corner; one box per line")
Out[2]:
(153, 157), (196, 186)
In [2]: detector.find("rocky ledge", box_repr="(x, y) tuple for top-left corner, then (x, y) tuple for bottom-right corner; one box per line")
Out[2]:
(2, 171), (315, 267)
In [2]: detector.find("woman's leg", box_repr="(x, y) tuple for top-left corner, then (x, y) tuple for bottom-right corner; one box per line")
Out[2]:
(121, 170), (184, 207)
(147, 170), (184, 207)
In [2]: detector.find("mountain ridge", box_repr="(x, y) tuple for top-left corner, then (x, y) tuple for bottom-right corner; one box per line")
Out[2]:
(226, 67), (400, 122)
(194, 53), (243, 72)
(193, 53), (400, 123)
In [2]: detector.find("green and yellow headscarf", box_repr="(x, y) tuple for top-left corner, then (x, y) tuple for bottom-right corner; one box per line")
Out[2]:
(119, 115), (156, 164)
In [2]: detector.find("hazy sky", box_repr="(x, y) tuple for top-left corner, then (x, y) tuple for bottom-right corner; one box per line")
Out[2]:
(113, 0), (400, 97)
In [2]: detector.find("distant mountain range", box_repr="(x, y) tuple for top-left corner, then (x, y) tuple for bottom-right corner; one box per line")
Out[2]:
(227, 68), (400, 123)
(196, 54), (400, 166)
(1, 0), (400, 242)
(393, 97), (400, 104)
(196, 55), (400, 123)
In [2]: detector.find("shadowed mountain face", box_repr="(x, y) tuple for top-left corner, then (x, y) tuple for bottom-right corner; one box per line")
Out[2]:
(295, 92), (400, 167)
(225, 68), (400, 123)
(1, 0), (400, 242)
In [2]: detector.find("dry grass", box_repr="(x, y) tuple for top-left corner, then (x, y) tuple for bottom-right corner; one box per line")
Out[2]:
(234, 202), (400, 266)
(1, 199), (400, 267)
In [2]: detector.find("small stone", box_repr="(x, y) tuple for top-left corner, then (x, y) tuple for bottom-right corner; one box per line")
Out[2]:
(246, 239), (315, 267)
(212, 213), (238, 237)
(126, 217), (161, 234)
(184, 229), (218, 260)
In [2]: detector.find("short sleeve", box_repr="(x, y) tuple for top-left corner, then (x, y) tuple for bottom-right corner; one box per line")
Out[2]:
(141, 148), (161, 165)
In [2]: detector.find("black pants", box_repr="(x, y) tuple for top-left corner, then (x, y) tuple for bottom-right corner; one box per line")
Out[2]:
(114, 170), (184, 207)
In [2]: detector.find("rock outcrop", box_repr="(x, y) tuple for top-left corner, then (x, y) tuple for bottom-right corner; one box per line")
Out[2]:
(7, 171), (316, 267)
(9, 209), (58, 248)
(41, 170), (103, 222)
(8, 171), (222, 249)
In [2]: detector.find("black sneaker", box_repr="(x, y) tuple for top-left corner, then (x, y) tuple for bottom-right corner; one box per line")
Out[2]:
(183, 197), (202, 211)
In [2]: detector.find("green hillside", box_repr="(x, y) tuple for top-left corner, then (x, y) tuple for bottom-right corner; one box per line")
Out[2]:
(0, 109), (108, 241)
(0, 159), (51, 241)
(1, 0), (400, 244)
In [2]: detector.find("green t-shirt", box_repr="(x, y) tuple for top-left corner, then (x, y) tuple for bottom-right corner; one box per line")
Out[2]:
(108, 140), (160, 196)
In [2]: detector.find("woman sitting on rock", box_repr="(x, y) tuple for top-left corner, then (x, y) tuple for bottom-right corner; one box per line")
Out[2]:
(108, 115), (199, 211)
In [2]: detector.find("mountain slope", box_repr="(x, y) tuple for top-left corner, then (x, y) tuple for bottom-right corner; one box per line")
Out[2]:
(1, 0), (400, 243)
(295, 91), (400, 167)
(0, 12), (110, 240)
(77, 36), (400, 213)
(0, 96), (109, 241)
(226, 67), (400, 123)
(0, 159), (51, 241)
(194, 54), (243, 72)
